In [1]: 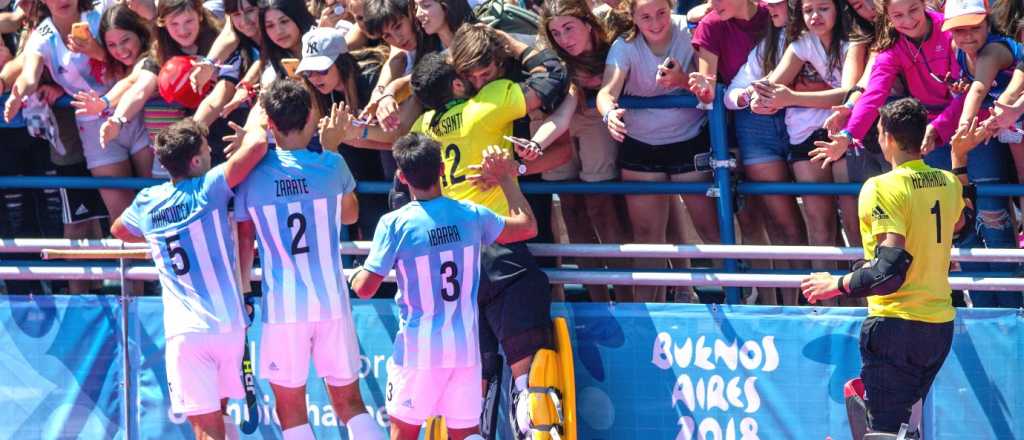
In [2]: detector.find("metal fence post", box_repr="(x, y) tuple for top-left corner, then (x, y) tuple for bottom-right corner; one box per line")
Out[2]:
(708, 86), (741, 304)
(118, 247), (135, 440)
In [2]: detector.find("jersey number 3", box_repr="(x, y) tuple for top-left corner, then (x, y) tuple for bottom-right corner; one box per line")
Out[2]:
(440, 261), (461, 301)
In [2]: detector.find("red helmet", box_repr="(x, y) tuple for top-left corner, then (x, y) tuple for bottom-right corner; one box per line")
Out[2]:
(158, 56), (212, 110)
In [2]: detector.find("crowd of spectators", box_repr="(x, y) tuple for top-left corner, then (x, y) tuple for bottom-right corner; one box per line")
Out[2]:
(0, 0), (1020, 307)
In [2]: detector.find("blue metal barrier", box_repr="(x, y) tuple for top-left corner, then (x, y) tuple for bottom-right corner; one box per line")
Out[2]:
(5, 89), (1024, 303)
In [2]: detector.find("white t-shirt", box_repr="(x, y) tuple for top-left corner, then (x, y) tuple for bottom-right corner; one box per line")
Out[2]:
(25, 4), (114, 121)
(784, 32), (848, 144)
(605, 15), (706, 145)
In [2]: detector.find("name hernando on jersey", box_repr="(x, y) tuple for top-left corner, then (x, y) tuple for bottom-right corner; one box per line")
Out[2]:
(910, 170), (949, 190)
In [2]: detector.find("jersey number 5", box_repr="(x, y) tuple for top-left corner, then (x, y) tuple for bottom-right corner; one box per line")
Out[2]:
(165, 234), (190, 275)
(440, 261), (461, 301)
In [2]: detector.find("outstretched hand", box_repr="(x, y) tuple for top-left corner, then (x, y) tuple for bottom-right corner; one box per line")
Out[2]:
(800, 272), (842, 304)
(810, 131), (851, 168)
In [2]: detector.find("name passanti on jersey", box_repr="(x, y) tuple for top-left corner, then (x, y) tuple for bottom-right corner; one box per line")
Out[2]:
(234, 148), (356, 324)
(410, 79), (527, 216)
(363, 197), (505, 369)
(119, 164), (246, 339)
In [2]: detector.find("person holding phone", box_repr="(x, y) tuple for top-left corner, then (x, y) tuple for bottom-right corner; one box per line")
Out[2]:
(596, 0), (718, 303)
(4, 0), (148, 222)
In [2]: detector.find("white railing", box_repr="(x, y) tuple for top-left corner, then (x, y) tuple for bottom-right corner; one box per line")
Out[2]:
(1, 238), (1022, 262)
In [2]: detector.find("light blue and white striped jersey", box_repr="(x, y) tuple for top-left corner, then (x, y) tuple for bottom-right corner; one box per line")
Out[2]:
(364, 197), (505, 369)
(234, 148), (356, 324)
(120, 164), (247, 339)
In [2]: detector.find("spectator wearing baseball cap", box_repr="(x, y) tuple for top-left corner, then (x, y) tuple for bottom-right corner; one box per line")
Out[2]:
(941, 0), (1024, 308)
(298, 26), (397, 241)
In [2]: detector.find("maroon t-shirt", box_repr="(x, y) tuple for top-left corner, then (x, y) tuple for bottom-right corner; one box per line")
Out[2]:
(691, 4), (770, 85)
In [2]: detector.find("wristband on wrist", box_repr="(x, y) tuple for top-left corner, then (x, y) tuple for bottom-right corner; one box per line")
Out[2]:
(839, 129), (864, 156)
(842, 86), (864, 103)
(602, 106), (616, 124)
(952, 166), (968, 176)
(836, 275), (850, 296)
(101, 95), (110, 113)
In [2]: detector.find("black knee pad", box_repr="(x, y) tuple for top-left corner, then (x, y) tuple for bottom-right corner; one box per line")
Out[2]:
(502, 325), (554, 367)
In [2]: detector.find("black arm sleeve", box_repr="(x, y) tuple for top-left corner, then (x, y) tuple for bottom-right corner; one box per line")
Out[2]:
(846, 246), (914, 298)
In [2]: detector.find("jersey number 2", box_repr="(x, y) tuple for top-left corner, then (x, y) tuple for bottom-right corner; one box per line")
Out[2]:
(440, 261), (461, 301)
(288, 212), (310, 255)
(439, 144), (465, 187)
(931, 200), (941, 243)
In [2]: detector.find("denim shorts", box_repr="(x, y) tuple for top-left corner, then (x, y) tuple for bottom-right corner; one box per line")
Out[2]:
(733, 109), (789, 166)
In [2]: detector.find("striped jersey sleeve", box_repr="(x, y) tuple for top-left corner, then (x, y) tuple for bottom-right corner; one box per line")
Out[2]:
(234, 149), (355, 324)
(121, 164), (247, 339)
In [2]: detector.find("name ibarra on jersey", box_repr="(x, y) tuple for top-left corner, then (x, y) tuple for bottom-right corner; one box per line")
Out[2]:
(910, 170), (948, 190)
(428, 225), (461, 247)
(276, 178), (311, 197)
(151, 204), (191, 228)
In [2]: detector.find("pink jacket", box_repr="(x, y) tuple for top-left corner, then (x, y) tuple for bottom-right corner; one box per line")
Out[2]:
(845, 11), (961, 143)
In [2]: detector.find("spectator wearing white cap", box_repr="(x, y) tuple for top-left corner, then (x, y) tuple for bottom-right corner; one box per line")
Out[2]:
(298, 26), (397, 240)
(941, 0), (1023, 308)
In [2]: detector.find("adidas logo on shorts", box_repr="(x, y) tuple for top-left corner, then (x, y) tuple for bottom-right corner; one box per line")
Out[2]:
(269, 362), (279, 371)
(402, 399), (413, 409)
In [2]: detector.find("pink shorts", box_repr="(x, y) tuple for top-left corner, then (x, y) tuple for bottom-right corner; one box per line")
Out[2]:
(259, 318), (361, 388)
(385, 358), (482, 429)
(165, 330), (245, 416)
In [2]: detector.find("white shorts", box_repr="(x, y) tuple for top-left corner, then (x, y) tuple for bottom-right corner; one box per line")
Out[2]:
(77, 116), (149, 170)
(165, 330), (245, 416)
(259, 317), (361, 388)
(385, 359), (482, 429)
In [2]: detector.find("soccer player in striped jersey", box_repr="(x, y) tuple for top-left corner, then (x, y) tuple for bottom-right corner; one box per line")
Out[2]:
(350, 133), (538, 440)
(111, 118), (268, 440)
(233, 79), (385, 440)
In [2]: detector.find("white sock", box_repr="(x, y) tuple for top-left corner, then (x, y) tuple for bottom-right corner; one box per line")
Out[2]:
(223, 415), (240, 440)
(514, 374), (528, 392)
(282, 423), (316, 440)
(465, 435), (484, 440)
(346, 413), (385, 440)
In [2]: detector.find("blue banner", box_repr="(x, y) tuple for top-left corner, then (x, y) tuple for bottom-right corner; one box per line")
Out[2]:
(0, 295), (124, 439)
(1, 296), (1021, 439)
